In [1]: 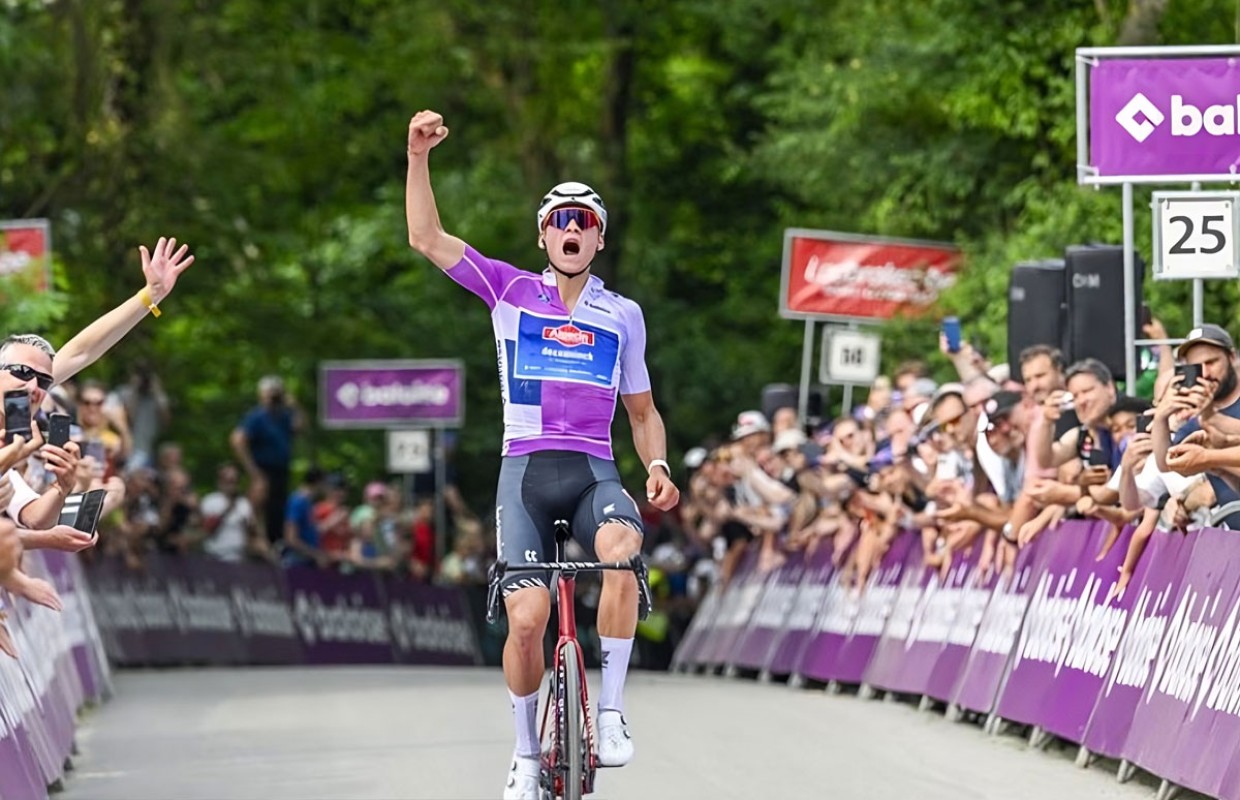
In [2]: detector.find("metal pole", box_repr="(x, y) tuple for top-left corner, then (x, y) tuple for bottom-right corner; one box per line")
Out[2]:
(842, 383), (854, 413)
(798, 319), (814, 426)
(1122, 181), (1137, 390)
(1192, 181), (1204, 327)
(433, 428), (447, 568)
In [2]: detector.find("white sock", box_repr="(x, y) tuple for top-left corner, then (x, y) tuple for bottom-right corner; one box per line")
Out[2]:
(598, 636), (633, 715)
(510, 690), (540, 759)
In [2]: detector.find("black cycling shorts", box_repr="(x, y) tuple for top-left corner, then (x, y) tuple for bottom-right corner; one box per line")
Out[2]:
(495, 450), (644, 595)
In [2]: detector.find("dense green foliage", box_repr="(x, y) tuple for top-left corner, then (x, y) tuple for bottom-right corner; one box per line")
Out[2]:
(2, 0), (1238, 508)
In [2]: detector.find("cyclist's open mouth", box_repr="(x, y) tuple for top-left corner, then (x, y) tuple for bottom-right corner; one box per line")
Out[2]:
(563, 241), (580, 256)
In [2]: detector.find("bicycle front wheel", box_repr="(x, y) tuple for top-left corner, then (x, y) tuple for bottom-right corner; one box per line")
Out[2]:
(557, 641), (585, 800)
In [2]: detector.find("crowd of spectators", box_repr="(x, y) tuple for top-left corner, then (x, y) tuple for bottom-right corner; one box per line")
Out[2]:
(673, 315), (1240, 615)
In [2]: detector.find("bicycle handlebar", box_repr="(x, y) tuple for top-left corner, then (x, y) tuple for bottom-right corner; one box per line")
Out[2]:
(485, 554), (654, 626)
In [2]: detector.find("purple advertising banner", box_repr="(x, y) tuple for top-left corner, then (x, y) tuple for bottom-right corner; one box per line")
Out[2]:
(227, 559), (304, 665)
(1089, 58), (1240, 180)
(384, 578), (481, 666)
(1083, 529), (1189, 759)
(949, 536), (1045, 714)
(993, 520), (1107, 737)
(320, 360), (464, 428)
(696, 547), (762, 667)
(867, 542), (985, 698)
(925, 548), (998, 702)
(1123, 528), (1240, 797)
(798, 531), (918, 684)
(670, 580), (725, 671)
(731, 551), (806, 670)
(285, 567), (395, 665)
(768, 544), (837, 676)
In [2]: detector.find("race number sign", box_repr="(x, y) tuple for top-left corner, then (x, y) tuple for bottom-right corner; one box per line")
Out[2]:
(387, 429), (432, 474)
(820, 328), (881, 385)
(1151, 191), (1240, 280)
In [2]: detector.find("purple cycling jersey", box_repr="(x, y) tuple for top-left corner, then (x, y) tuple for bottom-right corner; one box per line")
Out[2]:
(445, 244), (651, 460)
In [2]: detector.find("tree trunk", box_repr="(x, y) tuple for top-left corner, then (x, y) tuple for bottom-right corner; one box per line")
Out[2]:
(1116, 0), (1170, 46)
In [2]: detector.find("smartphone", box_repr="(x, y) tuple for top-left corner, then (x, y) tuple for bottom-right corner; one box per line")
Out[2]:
(1136, 415), (1151, 435)
(47, 413), (71, 448)
(57, 489), (107, 536)
(1175, 363), (1202, 390)
(942, 317), (962, 354)
(3, 390), (32, 445)
(82, 439), (107, 464)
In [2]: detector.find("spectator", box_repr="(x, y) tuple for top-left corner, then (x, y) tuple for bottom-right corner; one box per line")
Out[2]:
(409, 495), (437, 581)
(78, 379), (131, 474)
(200, 464), (266, 563)
(111, 361), (171, 470)
(283, 467), (329, 568)
(230, 375), (304, 546)
(313, 473), (354, 566)
(437, 518), (487, 585)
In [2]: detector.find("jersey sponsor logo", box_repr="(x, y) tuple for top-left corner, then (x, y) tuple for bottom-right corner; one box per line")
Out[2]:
(514, 311), (620, 388)
(543, 323), (594, 347)
(525, 549), (538, 562)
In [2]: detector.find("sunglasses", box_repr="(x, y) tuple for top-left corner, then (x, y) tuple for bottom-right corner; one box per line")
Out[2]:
(0, 363), (53, 391)
(543, 207), (600, 231)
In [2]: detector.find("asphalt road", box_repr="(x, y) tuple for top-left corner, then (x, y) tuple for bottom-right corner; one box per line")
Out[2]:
(60, 667), (1175, 800)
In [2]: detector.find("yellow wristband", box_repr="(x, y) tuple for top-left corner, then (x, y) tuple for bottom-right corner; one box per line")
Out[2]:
(139, 287), (162, 318)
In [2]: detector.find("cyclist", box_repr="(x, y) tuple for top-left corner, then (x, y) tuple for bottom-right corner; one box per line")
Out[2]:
(405, 110), (680, 799)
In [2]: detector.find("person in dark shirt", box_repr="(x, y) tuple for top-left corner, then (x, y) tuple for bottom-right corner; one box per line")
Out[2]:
(230, 375), (304, 545)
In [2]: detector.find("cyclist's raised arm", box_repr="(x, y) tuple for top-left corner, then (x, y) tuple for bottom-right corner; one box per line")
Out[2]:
(405, 110), (466, 271)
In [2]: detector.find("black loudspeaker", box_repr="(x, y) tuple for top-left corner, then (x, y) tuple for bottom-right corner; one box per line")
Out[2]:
(1007, 259), (1067, 373)
(1063, 245), (1144, 381)
(761, 383), (823, 426)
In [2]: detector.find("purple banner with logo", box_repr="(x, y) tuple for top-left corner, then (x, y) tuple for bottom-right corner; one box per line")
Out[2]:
(227, 559), (304, 664)
(1084, 529), (1189, 758)
(768, 544), (837, 676)
(949, 537), (1044, 714)
(384, 578), (481, 666)
(799, 531), (918, 684)
(696, 547), (763, 667)
(1089, 57), (1240, 180)
(1122, 527), (1240, 797)
(320, 360), (464, 428)
(731, 551), (806, 670)
(866, 541), (985, 697)
(285, 567), (395, 664)
(670, 580), (725, 670)
(925, 549), (999, 702)
(993, 520), (1107, 736)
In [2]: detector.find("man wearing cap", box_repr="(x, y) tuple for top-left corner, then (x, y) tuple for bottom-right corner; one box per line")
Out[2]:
(405, 110), (680, 797)
(1153, 324), (1240, 468)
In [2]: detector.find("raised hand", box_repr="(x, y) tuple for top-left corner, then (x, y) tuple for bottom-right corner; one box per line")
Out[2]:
(407, 110), (450, 156)
(139, 236), (196, 305)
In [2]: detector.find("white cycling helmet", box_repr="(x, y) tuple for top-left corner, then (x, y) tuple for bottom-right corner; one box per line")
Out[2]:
(537, 181), (608, 235)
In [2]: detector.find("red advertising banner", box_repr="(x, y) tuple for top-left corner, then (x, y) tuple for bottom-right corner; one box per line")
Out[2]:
(779, 229), (962, 321)
(0, 219), (52, 292)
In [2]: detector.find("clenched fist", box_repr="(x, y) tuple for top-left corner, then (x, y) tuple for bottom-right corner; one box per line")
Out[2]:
(408, 110), (450, 156)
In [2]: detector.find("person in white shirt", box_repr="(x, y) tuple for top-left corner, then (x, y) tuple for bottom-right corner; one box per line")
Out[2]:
(200, 464), (263, 563)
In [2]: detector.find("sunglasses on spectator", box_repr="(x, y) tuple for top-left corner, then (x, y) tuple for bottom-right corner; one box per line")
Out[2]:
(0, 363), (53, 391)
(80, 397), (105, 407)
(543, 207), (601, 231)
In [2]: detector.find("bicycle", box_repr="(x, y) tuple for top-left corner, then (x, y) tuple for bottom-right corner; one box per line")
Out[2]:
(487, 520), (653, 800)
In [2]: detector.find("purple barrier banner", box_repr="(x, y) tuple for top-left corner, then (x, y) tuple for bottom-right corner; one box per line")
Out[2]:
(1122, 527), (1240, 798)
(1084, 529), (1190, 759)
(285, 567), (395, 665)
(768, 544), (837, 677)
(925, 547), (998, 702)
(799, 531), (918, 684)
(696, 547), (763, 667)
(866, 541), (985, 697)
(994, 520), (1116, 739)
(227, 559), (304, 665)
(384, 578), (482, 666)
(731, 551), (807, 670)
(949, 536), (1045, 714)
(670, 581), (723, 670)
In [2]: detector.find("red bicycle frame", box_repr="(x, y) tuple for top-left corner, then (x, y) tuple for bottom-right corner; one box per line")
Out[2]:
(540, 571), (598, 794)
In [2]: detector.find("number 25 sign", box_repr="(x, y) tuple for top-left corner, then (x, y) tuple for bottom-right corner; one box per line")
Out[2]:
(1153, 191), (1240, 280)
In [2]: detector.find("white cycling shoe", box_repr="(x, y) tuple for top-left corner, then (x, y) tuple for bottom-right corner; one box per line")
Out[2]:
(596, 710), (634, 767)
(503, 753), (544, 800)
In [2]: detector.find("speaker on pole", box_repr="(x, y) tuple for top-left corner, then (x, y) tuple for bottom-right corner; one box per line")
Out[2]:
(1063, 244), (1144, 380)
(1007, 259), (1067, 371)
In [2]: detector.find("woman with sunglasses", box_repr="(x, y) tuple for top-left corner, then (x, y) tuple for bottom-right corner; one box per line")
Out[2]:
(405, 109), (680, 800)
